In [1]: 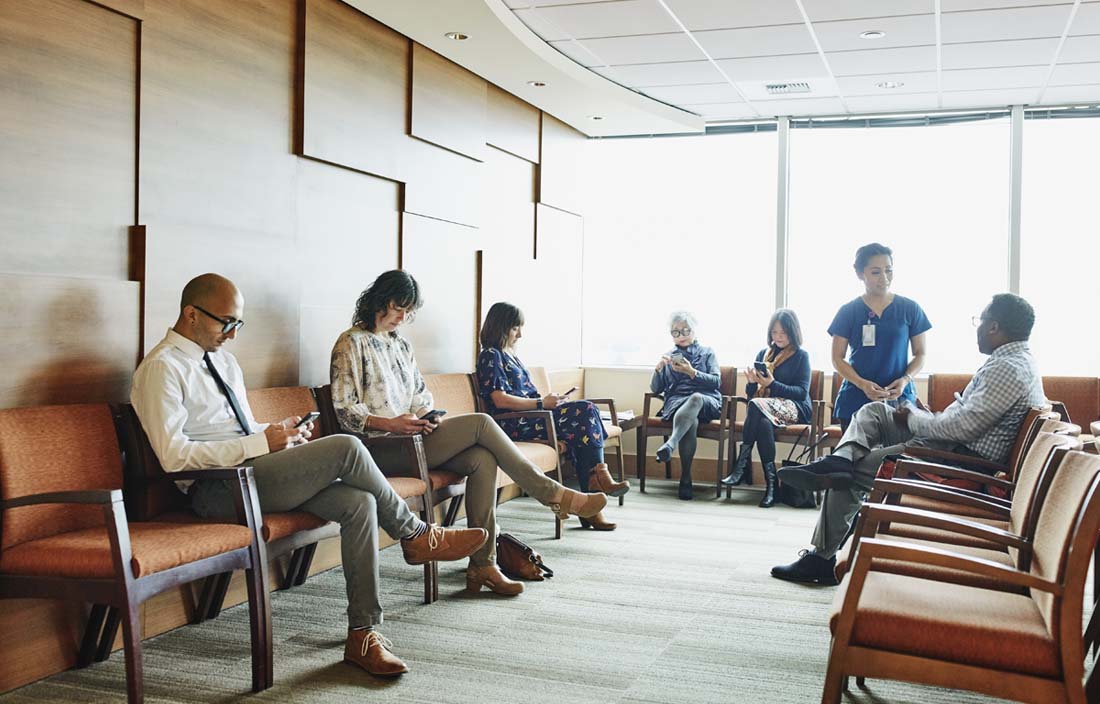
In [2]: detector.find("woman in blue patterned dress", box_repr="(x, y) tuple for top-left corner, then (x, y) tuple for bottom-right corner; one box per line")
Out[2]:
(477, 302), (629, 531)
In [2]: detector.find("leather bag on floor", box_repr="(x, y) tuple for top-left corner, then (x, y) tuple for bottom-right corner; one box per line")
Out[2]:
(496, 533), (553, 581)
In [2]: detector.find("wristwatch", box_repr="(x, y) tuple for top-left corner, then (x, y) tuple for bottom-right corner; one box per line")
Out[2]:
(536, 399), (544, 410)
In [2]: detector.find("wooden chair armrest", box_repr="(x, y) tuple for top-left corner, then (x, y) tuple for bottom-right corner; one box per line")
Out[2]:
(168, 467), (252, 483)
(858, 503), (1026, 550)
(2, 489), (122, 509)
(869, 478), (1011, 517)
(362, 434), (430, 481)
(893, 458), (1014, 491)
(586, 398), (618, 425)
(901, 446), (1007, 475)
(642, 393), (663, 425)
(855, 537), (1058, 594)
(491, 410), (558, 448)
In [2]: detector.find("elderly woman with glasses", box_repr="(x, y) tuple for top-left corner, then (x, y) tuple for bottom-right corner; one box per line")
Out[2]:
(649, 311), (722, 500)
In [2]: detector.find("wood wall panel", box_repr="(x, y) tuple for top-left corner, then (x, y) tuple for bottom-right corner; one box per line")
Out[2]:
(0, 274), (140, 408)
(300, 0), (408, 182)
(538, 114), (586, 217)
(486, 85), (541, 164)
(0, 0), (136, 280)
(403, 136), (484, 228)
(401, 213), (480, 373)
(410, 43), (487, 162)
(532, 204), (583, 367)
(88, 0), (145, 18)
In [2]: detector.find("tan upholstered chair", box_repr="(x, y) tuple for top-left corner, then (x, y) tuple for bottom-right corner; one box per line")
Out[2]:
(823, 448), (1100, 704)
(0, 404), (272, 703)
(637, 366), (738, 497)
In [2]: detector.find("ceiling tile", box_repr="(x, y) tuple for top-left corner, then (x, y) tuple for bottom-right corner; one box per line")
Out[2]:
(661, 0), (804, 30)
(941, 6), (1074, 43)
(595, 60), (724, 86)
(828, 45), (937, 76)
(548, 38), (607, 66)
(513, 8), (573, 42)
(682, 101), (759, 120)
(1059, 35), (1100, 64)
(1038, 83), (1100, 103)
(505, 0), (599, 8)
(1071, 2), (1100, 35)
(565, 32), (703, 65)
(736, 76), (839, 101)
(514, 1), (680, 41)
(694, 24), (816, 59)
(837, 71), (939, 96)
(801, 1), (933, 23)
(813, 14), (936, 53)
(639, 82), (743, 105)
(939, 87), (1038, 107)
(845, 92), (941, 113)
(1049, 62), (1100, 85)
(942, 0), (1074, 9)
(940, 65), (1049, 90)
(714, 53), (829, 82)
(941, 38), (1060, 69)
(753, 96), (847, 117)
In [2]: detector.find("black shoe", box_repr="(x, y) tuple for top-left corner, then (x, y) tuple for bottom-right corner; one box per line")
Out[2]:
(771, 550), (839, 586)
(678, 478), (693, 500)
(656, 443), (673, 464)
(758, 461), (777, 508)
(720, 444), (753, 486)
(776, 455), (855, 492)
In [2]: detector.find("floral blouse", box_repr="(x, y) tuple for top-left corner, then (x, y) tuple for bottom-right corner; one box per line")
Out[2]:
(330, 326), (433, 436)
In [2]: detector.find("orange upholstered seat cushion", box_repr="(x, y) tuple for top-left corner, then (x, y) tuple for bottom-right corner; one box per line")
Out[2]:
(829, 571), (1059, 677)
(896, 494), (1007, 520)
(884, 516), (1009, 550)
(429, 470), (464, 490)
(822, 424), (843, 439)
(517, 442), (558, 471)
(0, 522), (253, 579)
(156, 510), (331, 543)
(834, 535), (1013, 590)
(644, 418), (725, 432)
(387, 476), (428, 499)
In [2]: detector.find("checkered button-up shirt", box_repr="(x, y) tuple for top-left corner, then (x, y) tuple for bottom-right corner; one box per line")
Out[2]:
(907, 341), (1046, 464)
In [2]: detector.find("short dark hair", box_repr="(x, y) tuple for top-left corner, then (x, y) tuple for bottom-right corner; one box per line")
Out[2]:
(352, 270), (422, 332)
(853, 243), (893, 273)
(480, 302), (524, 350)
(985, 293), (1035, 341)
(767, 308), (803, 350)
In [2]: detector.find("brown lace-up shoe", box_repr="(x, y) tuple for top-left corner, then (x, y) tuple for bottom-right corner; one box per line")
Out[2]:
(587, 463), (630, 497)
(344, 629), (409, 676)
(401, 525), (488, 565)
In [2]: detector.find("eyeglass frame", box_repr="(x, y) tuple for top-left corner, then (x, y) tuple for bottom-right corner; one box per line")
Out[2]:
(669, 327), (693, 338)
(194, 304), (245, 334)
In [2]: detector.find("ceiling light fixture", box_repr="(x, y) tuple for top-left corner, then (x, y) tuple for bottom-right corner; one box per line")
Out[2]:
(876, 80), (904, 89)
(527, 81), (547, 87)
(860, 30), (886, 39)
(444, 32), (469, 41)
(589, 115), (604, 121)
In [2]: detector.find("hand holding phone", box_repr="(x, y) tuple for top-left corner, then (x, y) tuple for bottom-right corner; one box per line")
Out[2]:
(560, 386), (578, 398)
(294, 411), (320, 428)
(419, 409), (447, 424)
(753, 361), (769, 377)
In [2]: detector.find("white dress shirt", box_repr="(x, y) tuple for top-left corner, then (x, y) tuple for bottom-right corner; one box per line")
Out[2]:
(131, 329), (270, 489)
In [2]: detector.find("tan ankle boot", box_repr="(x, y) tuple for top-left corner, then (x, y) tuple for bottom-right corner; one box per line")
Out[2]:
(466, 564), (524, 596)
(344, 629), (409, 676)
(587, 463), (630, 497)
(549, 488), (607, 520)
(579, 511), (617, 531)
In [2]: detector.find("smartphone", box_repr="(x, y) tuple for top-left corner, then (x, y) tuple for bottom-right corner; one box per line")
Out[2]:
(753, 361), (769, 376)
(561, 386), (578, 397)
(294, 411), (320, 428)
(419, 409), (447, 423)
(670, 352), (685, 363)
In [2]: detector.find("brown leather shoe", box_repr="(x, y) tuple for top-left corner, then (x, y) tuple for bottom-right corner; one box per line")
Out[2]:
(344, 629), (409, 677)
(578, 511), (617, 531)
(587, 463), (630, 497)
(401, 525), (488, 565)
(466, 563), (524, 596)
(549, 488), (607, 520)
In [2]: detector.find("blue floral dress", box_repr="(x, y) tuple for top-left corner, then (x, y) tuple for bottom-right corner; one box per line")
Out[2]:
(476, 348), (606, 465)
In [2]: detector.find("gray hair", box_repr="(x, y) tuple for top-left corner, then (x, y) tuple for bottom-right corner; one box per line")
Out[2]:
(668, 310), (698, 332)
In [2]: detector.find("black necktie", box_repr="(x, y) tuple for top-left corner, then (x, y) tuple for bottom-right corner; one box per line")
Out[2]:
(204, 352), (253, 435)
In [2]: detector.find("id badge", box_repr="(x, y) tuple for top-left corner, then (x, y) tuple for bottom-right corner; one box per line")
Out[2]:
(862, 323), (876, 347)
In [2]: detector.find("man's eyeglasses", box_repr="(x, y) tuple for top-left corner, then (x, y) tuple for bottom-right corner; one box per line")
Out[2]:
(195, 305), (245, 334)
(670, 328), (692, 338)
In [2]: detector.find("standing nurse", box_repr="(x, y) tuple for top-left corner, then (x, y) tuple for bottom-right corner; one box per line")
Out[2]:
(829, 243), (930, 431)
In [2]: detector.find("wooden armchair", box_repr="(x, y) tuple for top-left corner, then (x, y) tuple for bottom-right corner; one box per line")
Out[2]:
(636, 366), (738, 497)
(823, 448), (1100, 704)
(0, 404), (272, 703)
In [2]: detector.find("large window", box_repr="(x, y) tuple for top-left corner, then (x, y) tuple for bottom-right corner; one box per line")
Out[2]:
(582, 131), (777, 368)
(1021, 116), (1100, 377)
(787, 120), (1010, 376)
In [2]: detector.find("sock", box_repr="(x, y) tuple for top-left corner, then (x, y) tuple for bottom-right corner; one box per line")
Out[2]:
(403, 521), (428, 541)
(351, 625), (375, 632)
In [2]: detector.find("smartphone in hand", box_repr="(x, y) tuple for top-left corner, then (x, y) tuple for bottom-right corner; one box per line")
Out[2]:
(419, 409), (447, 424)
(753, 361), (769, 377)
(561, 386), (578, 397)
(294, 411), (321, 428)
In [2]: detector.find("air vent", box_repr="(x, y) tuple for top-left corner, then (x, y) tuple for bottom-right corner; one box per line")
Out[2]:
(765, 82), (811, 95)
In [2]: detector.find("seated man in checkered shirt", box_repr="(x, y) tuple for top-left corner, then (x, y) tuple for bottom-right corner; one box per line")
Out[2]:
(771, 293), (1046, 585)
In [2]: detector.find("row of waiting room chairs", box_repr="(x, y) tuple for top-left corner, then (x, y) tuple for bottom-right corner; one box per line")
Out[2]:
(0, 369), (614, 703)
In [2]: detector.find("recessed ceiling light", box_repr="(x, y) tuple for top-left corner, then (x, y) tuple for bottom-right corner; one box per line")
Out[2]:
(527, 81), (547, 87)
(876, 80), (904, 89)
(860, 30), (886, 39)
(444, 32), (469, 41)
(589, 115), (604, 121)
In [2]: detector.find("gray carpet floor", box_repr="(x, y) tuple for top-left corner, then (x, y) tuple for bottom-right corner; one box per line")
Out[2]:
(1, 481), (1039, 703)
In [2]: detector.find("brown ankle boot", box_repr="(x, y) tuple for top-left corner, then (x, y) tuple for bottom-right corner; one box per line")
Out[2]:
(344, 629), (409, 676)
(549, 488), (607, 520)
(401, 525), (489, 565)
(578, 511), (617, 531)
(466, 564), (524, 595)
(587, 463), (630, 497)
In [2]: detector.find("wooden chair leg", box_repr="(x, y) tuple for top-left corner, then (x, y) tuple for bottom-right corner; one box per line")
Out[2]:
(443, 495), (464, 527)
(206, 572), (233, 621)
(195, 575), (218, 623)
(281, 548), (306, 590)
(293, 543), (318, 587)
(716, 432), (726, 499)
(244, 563), (274, 692)
(96, 606), (122, 662)
(636, 430), (647, 493)
(121, 601), (144, 704)
(78, 604), (109, 668)
(663, 434), (671, 478)
(614, 442), (626, 506)
(432, 560), (439, 602)
(856, 676), (866, 688)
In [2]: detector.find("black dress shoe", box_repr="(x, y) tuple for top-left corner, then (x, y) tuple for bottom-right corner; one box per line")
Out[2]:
(771, 550), (839, 586)
(776, 455), (855, 492)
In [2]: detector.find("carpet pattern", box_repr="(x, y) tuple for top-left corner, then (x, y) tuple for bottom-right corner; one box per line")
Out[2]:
(1, 482), (1032, 703)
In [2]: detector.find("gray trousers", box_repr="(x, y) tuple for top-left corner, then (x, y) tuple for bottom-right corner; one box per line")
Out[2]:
(368, 413), (561, 566)
(810, 402), (968, 559)
(665, 393), (707, 475)
(191, 434), (421, 628)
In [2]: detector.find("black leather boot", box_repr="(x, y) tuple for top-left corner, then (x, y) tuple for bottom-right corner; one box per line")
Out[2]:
(759, 461), (777, 508)
(720, 444), (753, 486)
(678, 469), (693, 500)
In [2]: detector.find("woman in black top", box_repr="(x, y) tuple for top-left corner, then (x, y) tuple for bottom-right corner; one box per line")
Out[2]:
(720, 309), (812, 507)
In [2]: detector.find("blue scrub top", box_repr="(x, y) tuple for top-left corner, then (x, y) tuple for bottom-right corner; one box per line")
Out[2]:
(828, 295), (931, 420)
